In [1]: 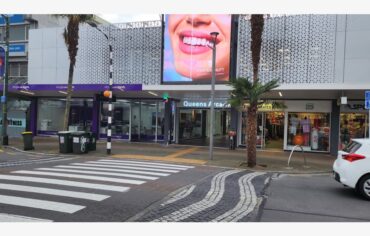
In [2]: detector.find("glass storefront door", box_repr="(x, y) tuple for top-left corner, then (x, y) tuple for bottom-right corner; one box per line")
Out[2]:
(130, 101), (141, 141)
(241, 111), (285, 149)
(179, 108), (231, 147)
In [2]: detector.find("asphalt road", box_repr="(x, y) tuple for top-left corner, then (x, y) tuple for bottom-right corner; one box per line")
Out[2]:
(260, 174), (370, 222)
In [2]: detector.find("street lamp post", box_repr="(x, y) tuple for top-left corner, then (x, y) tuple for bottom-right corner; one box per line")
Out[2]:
(88, 23), (113, 154)
(1, 14), (9, 145)
(209, 32), (219, 160)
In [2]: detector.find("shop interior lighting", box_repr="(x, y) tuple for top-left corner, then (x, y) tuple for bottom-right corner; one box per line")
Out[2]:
(148, 91), (158, 97)
(58, 91), (68, 95)
(20, 90), (35, 95)
(279, 92), (283, 97)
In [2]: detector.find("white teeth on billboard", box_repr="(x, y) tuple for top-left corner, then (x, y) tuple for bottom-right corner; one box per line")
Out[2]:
(183, 36), (210, 46)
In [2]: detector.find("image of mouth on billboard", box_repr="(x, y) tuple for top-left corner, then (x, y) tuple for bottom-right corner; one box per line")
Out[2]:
(163, 14), (232, 83)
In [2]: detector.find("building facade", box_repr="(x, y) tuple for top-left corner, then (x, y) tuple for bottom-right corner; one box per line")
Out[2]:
(3, 14), (370, 156)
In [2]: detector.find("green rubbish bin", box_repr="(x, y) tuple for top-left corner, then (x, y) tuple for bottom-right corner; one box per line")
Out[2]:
(58, 131), (73, 153)
(21, 131), (34, 151)
(72, 132), (89, 154)
(88, 132), (97, 151)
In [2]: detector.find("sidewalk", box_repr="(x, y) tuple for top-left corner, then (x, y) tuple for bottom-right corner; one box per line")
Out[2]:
(2, 136), (335, 173)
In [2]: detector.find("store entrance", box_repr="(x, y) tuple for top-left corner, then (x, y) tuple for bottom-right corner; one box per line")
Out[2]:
(241, 111), (285, 149)
(179, 109), (231, 147)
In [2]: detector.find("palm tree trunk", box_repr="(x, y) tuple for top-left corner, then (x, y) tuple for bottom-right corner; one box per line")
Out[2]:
(63, 63), (74, 131)
(246, 104), (258, 167)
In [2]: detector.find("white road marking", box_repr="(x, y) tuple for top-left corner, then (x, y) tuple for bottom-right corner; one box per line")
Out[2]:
(76, 162), (179, 173)
(153, 169), (242, 222)
(12, 170), (146, 185)
(36, 168), (159, 180)
(0, 175), (129, 192)
(55, 165), (170, 177)
(89, 161), (188, 170)
(0, 183), (109, 201)
(0, 194), (85, 213)
(0, 213), (52, 222)
(212, 172), (264, 222)
(162, 185), (196, 206)
(101, 159), (194, 169)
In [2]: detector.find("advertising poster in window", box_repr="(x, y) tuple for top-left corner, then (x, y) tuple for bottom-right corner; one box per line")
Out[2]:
(163, 14), (232, 83)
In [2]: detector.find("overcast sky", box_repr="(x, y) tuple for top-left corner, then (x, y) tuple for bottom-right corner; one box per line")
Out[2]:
(98, 14), (161, 23)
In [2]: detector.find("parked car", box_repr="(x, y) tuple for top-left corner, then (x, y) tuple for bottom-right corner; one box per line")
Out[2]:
(333, 139), (370, 200)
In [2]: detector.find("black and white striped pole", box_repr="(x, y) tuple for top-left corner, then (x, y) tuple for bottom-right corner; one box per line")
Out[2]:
(107, 44), (113, 154)
(87, 22), (113, 154)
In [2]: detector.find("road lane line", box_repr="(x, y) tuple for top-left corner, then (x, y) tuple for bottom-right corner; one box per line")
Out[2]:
(0, 183), (109, 201)
(0, 175), (129, 192)
(0, 194), (85, 213)
(12, 170), (146, 185)
(55, 165), (170, 177)
(101, 159), (194, 169)
(90, 161), (188, 170)
(78, 162), (179, 173)
(36, 168), (159, 180)
(0, 213), (52, 222)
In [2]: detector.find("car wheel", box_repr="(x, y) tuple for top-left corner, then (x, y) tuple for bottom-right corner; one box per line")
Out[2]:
(358, 175), (370, 200)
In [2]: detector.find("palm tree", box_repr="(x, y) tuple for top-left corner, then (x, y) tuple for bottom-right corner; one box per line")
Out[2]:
(55, 14), (94, 131)
(229, 14), (279, 168)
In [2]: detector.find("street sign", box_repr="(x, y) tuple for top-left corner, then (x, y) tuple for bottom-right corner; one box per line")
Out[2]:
(365, 91), (370, 110)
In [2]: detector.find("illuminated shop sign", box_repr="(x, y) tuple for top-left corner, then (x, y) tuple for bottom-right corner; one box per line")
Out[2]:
(163, 14), (232, 84)
(182, 100), (230, 108)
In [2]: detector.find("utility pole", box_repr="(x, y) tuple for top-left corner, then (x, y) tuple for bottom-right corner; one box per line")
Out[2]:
(209, 32), (219, 160)
(1, 14), (9, 145)
(87, 22), (113, 154)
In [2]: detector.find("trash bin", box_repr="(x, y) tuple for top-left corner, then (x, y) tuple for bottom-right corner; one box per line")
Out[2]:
(88, 132), (97, 151)
(58, 131), (73, 153)
(228, 130), (237, 150)
(72, 132), (89, 154)
(21, 131), (34, 151)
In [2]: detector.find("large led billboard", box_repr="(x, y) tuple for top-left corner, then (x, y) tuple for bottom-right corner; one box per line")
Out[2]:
(163, 14), (232, 83)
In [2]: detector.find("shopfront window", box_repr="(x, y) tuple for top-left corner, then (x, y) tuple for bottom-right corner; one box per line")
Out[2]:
(287, 112), (330, 152)
(157, 102), (165, 140)
(140, 101), (157, 140)
(100, 100), (130, 139)
(38, 98), (92, 134)
(38, 99), (65, 134)
(340, 113), (368, 148)
(0, 99), (31, 137)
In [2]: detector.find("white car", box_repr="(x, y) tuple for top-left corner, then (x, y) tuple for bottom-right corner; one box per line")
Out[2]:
(333, 139), (370, 200)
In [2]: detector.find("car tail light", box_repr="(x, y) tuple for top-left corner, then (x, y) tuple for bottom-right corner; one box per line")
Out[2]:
(342, 153), (366, 162)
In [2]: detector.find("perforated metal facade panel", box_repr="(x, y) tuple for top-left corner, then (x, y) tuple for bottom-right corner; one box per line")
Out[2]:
(74, 21), (162, 85)
(237, 15), (337, 84)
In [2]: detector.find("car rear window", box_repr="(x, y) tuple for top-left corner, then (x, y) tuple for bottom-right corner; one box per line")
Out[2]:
(343, 141), (362, 153)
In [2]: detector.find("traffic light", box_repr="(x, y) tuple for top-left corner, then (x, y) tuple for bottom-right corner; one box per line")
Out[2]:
(162, 93), (169, 103)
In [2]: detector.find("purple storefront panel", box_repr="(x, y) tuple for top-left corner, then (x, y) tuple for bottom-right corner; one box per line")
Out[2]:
(0, 84), (142, 92)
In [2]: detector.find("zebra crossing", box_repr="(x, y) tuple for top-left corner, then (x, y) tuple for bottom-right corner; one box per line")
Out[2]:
(0, 158), (194, 222)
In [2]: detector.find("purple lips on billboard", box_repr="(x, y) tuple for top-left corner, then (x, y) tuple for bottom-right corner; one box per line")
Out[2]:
(0, 46), (5, 77)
